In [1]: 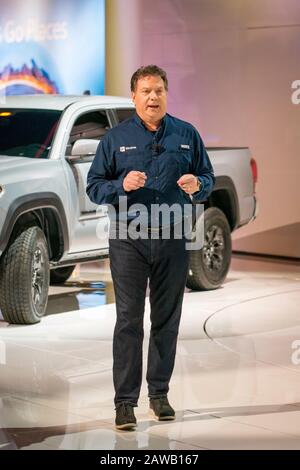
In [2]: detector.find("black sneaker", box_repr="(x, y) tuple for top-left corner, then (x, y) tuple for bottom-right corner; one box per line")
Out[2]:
(149, 396), (175, 421)
(115, 403), (137, 430)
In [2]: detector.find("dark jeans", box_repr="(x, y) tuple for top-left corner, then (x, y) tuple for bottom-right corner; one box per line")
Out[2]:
(109, 231), (189, 406)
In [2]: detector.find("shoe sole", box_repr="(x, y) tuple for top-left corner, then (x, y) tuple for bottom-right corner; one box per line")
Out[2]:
(115, 422), (137, 430)
(148, 409), (176, 421)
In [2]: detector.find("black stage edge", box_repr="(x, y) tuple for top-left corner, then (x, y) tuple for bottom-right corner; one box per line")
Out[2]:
(0, 450), (294, 464)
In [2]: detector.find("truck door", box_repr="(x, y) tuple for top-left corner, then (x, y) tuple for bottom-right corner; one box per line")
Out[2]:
(65, 109), (113, 253)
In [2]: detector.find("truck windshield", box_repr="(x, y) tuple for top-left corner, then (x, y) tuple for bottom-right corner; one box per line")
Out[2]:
(0, 108), (62, 159)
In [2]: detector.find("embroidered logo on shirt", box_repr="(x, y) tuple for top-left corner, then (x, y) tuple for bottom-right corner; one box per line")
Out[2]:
(120, 146), (137, 152)
(181, 144), (190, 149)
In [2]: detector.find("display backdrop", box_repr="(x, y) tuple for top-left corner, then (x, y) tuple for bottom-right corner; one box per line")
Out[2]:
(106, 0), (300, 258)
(0, 0), (105, 95)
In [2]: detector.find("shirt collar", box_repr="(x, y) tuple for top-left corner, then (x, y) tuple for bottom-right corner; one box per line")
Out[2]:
(133, 112), (167, 134)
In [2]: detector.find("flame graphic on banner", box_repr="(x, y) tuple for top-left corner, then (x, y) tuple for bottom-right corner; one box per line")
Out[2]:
(0, 59), (59, 95)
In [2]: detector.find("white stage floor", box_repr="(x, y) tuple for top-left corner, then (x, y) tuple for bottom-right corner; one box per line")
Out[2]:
(0, 255), (300, 450)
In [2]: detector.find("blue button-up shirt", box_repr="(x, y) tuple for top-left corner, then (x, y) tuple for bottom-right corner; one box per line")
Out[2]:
(86, 112), (215, 225)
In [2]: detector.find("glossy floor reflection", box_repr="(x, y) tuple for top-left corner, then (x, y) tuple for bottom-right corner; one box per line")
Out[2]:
(0, 255), (300, 450)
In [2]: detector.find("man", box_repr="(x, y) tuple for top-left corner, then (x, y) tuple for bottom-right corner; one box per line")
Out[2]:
(86, 65), (215, 430)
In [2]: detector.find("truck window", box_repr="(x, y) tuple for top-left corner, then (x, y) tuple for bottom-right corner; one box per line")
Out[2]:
(68, 111), (109, 143)
(67, 110), (110, 157)
(0, 109), (61, 159)
(115, 108), (135, 123)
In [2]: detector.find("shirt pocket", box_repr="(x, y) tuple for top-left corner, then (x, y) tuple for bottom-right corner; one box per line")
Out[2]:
(172, 146), (193, 175)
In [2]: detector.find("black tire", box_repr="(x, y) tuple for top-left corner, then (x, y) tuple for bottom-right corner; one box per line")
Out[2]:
(50, 265), (76, 285)
(0, 226), (50, 324)
(186, 207), (232, 291)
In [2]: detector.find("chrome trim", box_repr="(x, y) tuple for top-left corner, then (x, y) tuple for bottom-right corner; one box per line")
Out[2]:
(251, 195), (259, 221)
(78, 212), (106, 221)
(50, 248), (109, 268)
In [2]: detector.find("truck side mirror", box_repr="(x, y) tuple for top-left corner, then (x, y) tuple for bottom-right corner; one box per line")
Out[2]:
(69, 139), (100, 159)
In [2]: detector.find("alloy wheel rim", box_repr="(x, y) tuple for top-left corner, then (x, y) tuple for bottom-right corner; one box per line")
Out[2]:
(31, 247), (45, 307)
(202, 224), (225, 272)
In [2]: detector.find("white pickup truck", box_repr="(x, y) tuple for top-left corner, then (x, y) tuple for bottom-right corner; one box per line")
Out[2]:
(0, 95), (258, 325)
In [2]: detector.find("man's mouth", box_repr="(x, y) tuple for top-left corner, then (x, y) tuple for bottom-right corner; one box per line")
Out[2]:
(148, 105), (159, 109)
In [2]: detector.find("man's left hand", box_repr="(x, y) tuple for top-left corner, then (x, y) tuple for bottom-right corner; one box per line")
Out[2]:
(177, 174), (200, 194)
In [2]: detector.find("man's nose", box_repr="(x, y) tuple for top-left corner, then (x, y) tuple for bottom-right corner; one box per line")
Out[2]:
(149, 91), (159, 100)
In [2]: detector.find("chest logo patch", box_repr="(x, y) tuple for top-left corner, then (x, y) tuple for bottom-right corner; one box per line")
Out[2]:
(120, 146), (137, 152)
(181, 144), (190, 149)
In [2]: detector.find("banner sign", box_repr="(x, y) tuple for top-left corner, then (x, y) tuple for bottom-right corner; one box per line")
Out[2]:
(0, 0), (105, 95)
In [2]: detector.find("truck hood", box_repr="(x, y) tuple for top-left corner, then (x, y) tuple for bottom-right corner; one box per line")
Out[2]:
(0, 154), (59, 188)
(0, 155), (48, 170)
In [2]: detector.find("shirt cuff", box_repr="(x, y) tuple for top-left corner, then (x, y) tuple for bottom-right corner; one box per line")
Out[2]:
(111, 179), (126, 197)
(192, 177), (204, 199)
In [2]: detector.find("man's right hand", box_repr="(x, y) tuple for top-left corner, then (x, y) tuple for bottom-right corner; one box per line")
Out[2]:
(123, 171), (147, 192)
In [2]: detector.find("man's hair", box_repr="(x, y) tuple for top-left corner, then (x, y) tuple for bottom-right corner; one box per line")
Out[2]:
(130, 65), (168, 92)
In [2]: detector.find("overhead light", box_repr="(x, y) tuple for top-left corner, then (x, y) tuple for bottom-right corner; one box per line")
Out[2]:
(0, 112), (11, 117)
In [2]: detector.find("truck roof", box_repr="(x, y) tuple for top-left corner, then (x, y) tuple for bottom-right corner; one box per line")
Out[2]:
(1, 94), (134, 111)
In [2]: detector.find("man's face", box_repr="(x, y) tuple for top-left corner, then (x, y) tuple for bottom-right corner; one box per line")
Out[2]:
(132, 75), (167, 124)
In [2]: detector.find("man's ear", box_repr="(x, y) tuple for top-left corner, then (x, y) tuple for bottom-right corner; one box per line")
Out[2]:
(131, 92), (136, 104)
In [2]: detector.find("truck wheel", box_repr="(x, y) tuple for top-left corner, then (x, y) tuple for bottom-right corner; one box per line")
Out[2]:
(50, 265), (76, 284)
(0, 226), (49, 324)
(186, 207), (232, 291)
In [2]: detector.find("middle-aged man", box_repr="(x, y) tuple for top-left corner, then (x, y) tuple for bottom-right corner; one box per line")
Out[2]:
(86, 65), (215, 430)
